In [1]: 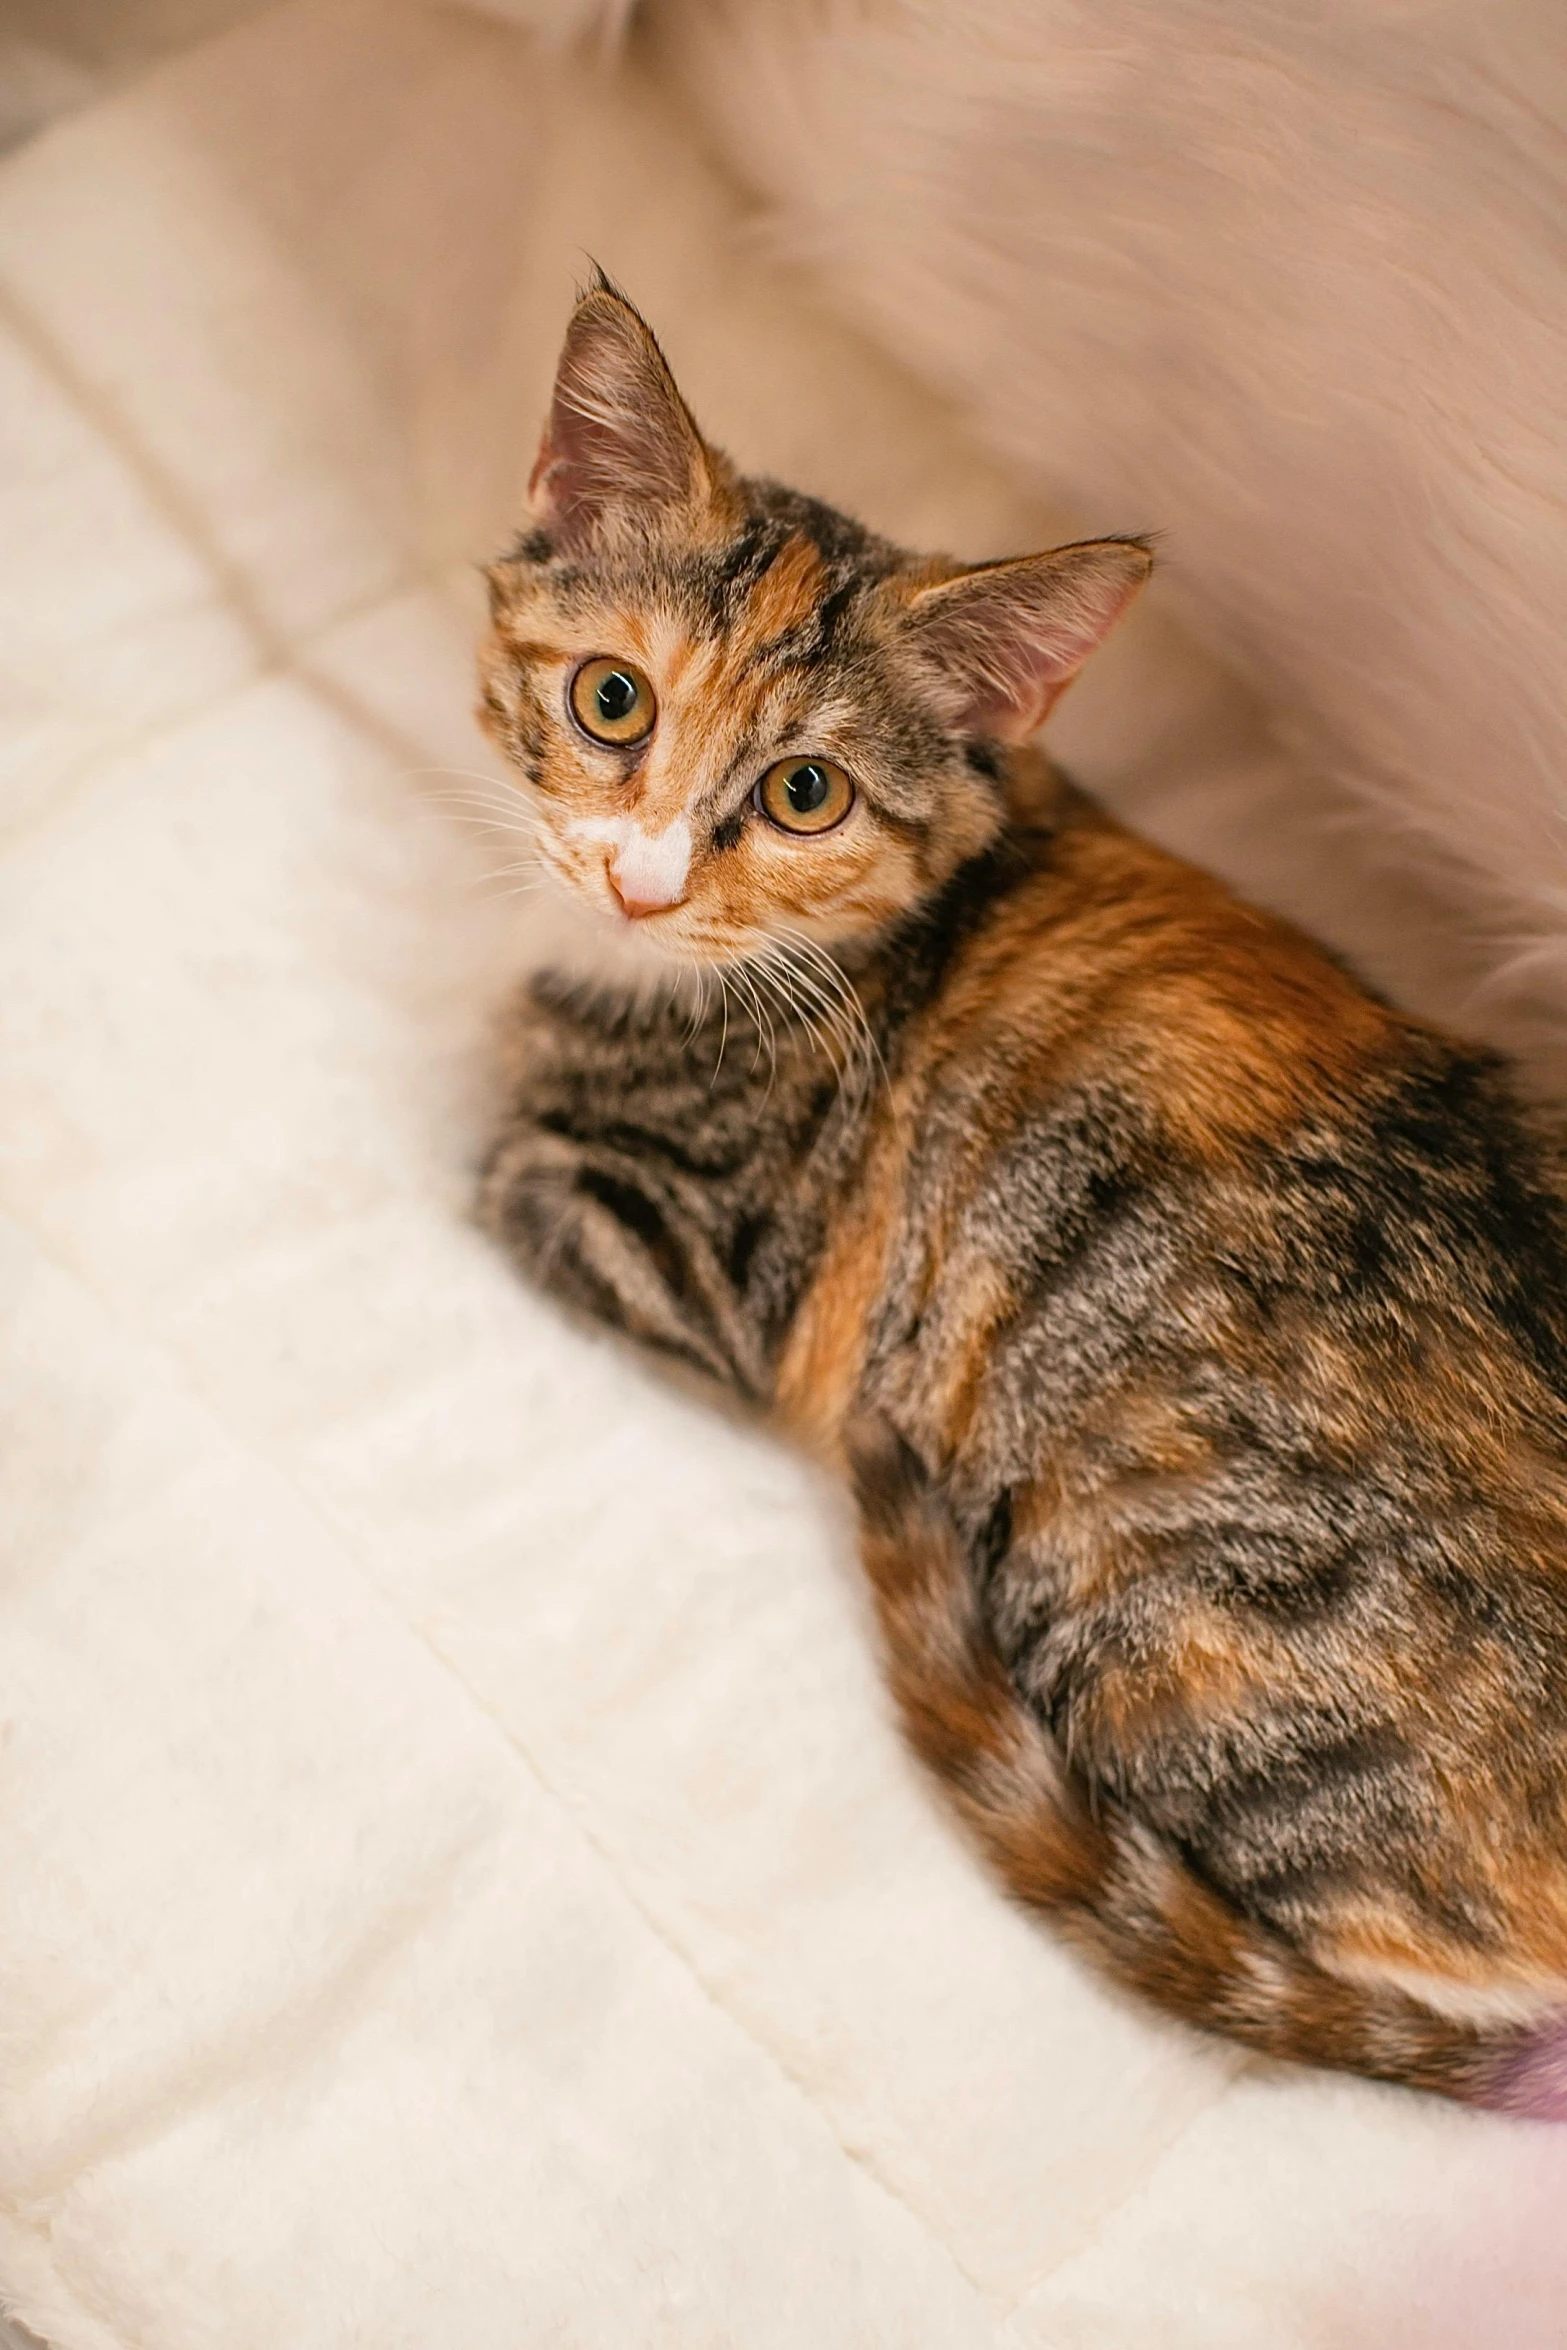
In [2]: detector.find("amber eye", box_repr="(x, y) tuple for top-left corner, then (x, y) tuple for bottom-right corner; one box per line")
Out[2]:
(756, 757), (855, 836)
(569, 657), (656, 747)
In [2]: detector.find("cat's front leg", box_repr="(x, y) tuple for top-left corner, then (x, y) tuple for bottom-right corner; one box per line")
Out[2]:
(477, 982), (767, 1397)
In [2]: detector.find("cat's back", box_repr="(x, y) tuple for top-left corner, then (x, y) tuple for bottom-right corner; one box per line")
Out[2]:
(898, 790), (1567, 1353)
(877, 787), (1567, 1526)
(904, 790), (1423, 1178)
(847, 791), (1567, 1998)
(829, 788), (1567, 1474)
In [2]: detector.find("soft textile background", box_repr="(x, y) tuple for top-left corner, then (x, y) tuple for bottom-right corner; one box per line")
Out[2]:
(2, 3), (1566, 2344)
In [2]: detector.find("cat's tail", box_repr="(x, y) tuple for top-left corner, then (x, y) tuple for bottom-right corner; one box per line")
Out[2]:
(847, 1413), (1567, 2114)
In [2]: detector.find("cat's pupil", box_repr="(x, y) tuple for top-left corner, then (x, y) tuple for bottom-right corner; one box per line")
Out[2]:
(786, 763), (830, 814)
(596, 671), (638, 722)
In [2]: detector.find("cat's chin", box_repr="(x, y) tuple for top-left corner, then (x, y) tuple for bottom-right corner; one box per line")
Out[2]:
(514, 868), (707, 1005)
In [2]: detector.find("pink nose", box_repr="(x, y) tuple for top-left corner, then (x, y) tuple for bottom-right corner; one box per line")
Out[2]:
(609, 875), (661, 920)
(607, 865), (681, 920)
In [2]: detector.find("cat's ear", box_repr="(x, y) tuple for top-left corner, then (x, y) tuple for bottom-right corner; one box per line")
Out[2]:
(905, 540), (1152, 741)
(529, 278), (726, 551)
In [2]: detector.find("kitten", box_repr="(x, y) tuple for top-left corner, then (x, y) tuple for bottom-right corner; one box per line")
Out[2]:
(475, 276), (1567, 2114)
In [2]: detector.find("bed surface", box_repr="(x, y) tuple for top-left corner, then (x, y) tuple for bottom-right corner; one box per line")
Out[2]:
(3, 5), (1566, 2342)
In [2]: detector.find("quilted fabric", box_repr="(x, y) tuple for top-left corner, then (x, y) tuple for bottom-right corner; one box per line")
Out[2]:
(2, 5), (1565, 2342)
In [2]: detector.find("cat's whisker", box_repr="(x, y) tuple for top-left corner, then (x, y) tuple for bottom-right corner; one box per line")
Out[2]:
(422, 790), (542, 825)
(769, 929), (862, 1039)
(727, 965), (762, 1074)
(769, 964), (854, 1084)
(446, 842), (548, 902)
(778, 927), (872, 1038)
(781, 930), (890, 1101)
(728, 960), (780, 1098)
(753, 945), (850, 1085)
(754, 937), (831, 1028)
(709, 968), (733, 1088)
(765, 933), (879, 1098)
(421, 773), (549, 829)
(406, 763), (513, 780)
(436, 794), (549, 836)
(428, 779), (537, 805)
(465, 834), (551, 888)
(737, 965), (777, 1086)
(476, 876), (553, 905)
(446, 820), (552, 870)
(680, 964), (711, 1052)
(462, 831), (542, 860)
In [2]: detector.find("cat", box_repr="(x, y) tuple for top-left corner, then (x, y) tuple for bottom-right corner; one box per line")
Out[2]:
(474, 275), (1567, 2114)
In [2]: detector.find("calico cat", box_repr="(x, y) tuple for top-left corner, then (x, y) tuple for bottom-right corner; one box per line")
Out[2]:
(475, 276), (1567, 2113)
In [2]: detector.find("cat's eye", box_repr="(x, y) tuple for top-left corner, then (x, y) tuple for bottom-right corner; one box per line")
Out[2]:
(756, 757), (855, 836)
(569, 656), (657, 747)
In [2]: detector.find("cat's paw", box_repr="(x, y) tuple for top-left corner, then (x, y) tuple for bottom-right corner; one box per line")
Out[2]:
(474, 1116), (581, 1255)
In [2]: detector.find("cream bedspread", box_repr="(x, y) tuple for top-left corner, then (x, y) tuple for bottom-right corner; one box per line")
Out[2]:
(3, 5), (1566, 2343)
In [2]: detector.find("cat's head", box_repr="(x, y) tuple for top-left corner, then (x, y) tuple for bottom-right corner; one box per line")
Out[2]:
(479, 279), (1149, 970)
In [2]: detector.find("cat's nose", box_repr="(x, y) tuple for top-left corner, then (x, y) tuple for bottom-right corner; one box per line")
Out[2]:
(607, 859), (684, 920)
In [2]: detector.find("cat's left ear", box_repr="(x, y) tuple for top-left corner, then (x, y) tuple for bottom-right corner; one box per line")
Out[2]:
(529, 277), (729, 552)
(905, 539), (1153, 741)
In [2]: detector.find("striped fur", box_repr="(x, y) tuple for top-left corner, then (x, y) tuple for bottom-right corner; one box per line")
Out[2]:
(476, 286), (1567, 2107)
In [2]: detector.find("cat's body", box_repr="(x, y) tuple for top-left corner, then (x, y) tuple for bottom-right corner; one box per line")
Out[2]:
(476, 279), (1567, 2110)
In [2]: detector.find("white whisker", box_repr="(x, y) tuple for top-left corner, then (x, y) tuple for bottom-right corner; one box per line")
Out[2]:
(680, 964), (711, 1051)
(406, 764), (519, 789)
(727, 961), (780, 1097)
(753, 947), (848, 1082)
(776, 926), (890, 1101)
(432, 792), (547, 833)
(754, 933), (876, 1102)
(476, 877), (553, 905)
(710, 969), (732, 1087)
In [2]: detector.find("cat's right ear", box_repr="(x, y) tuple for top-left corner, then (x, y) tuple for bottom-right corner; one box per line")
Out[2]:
(905, 539), (1153, 741)
(529, 279), (727, 552)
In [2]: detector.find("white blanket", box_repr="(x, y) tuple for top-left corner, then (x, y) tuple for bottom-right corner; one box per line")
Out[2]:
(3, 5), (1566, 2344)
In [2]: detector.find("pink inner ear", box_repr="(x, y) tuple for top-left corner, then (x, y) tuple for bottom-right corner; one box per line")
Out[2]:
(909, 541), (1152, 742)
(530, 287), (711, 551)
